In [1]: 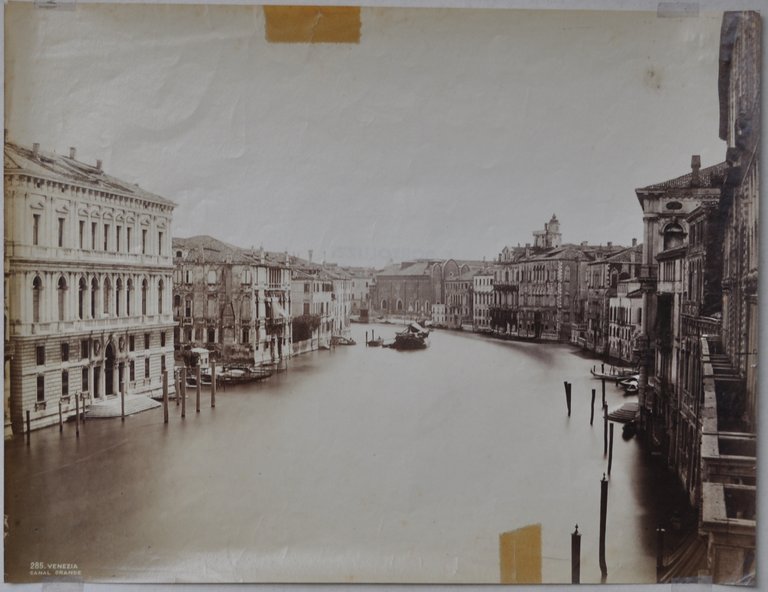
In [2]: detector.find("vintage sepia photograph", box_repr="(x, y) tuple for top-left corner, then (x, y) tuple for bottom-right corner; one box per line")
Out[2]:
(3, 1), (761, 586)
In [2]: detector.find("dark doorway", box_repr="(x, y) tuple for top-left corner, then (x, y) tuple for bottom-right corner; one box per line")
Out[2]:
(105, 343), (116, 397)
(93, 366), (101, 399)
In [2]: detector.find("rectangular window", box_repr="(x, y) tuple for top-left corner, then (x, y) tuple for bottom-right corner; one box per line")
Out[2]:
(161, 355), (166, 374)
(242, 327), (249, 344)
(104, 224), (110, 251)
(36, 345), (46, 366)
(158, 231), (164, 255)
(160, 332), (166, 347)
(62, 370), (69, 397)
(82, 367), (89, 393)
(79, 220), (85, 249)
(81, 339), (90, 359)
(116, 226), (121, 253)
(129, 335), (135, 351)
(58, 217), (65, 247)
(144, 333), (150, 350)
(142, 229), (147, 255)
(36, 375), (45, 402)
(129, 360), (135, 382)
(126, 227), (132, 252)
(304, 302), (310, 315)
(61, 343), (69, 362)
(32, 214), (40, 246)
(144, 358), (150, 379)
(92, 222), (97, 250)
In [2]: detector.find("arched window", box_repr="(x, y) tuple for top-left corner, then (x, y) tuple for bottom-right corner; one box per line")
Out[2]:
(126, 279), (133, 316)
(78, 277), (87, 320)
(396, 299), (403, 311)
(57, 276), (67, 321)
(141, 279), (148, 315)
(116, 278), (123, 317)
(663, 222), (686, 250)
(103, 277), (112, 315)
(158, 279), (164, 314)
(174, 294), (181, 308)
(381, 299), (388, 310)
(32, 276), (42, 323)
(91, 278), (99, 318)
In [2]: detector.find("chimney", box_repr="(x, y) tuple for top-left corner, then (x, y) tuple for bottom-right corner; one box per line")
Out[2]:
(69, 147), (76, 159)
(96, 159), (103, 172)
(607, 241), (612, 248)
(32, 142), (40, 157)
(308, 249), (313, 263)
(632, 237), (637, 247)
(691, 155), (701, 186)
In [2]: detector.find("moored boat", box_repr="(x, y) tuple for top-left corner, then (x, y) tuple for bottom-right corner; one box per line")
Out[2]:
(389, 322), (430, 351)
(590, 364), (638, 382)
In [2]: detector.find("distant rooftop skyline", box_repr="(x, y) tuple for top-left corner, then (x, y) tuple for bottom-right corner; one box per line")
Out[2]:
(5, 5), (725, 268)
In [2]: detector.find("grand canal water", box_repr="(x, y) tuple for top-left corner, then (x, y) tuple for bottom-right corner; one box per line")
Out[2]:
(5, 323), (687, 584)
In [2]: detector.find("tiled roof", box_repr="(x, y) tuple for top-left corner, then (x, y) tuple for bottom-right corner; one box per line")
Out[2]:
(173, 235), (286, 266)
(377, 261), (436, 277)
(587, 244), (643, 266)
(4, 141), (175, 207)
(638, 162), (728, 191)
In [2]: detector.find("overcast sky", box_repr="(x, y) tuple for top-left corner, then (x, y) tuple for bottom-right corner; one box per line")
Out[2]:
(5, 4), (726, 267)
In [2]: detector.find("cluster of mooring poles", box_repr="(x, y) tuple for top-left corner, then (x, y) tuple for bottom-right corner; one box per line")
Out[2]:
(561, 374), (628, 583)
(163, 362), (218, 424)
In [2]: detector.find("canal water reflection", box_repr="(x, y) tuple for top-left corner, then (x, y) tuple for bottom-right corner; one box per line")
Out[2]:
(5, 323), (684, 583)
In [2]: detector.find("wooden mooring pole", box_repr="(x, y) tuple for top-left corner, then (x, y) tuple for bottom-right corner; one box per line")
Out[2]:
(195, 366), (201, 413)
(162, 370), (169, 424)
(590, 388), (596, 426)
(603, 403), (609, 456)
(178, 368), (184, 407)
(211, 361), (217, 408)
(656, 526), (666, 576)
(601, 378), (606, 406)
(121, 381), (126, 421)
(196, 367), (201, 412)
(599, 474), (608, 577)
(564, 381), (572, 417)
(182, 375), (187, 419)
(571, 525), (581, 584)
(81, 393), (86, 423)
(75, 395), (80, 437)
(26, 409), (32, 441)
(608, 423), (615, 476)
(58, 400), (63, 432)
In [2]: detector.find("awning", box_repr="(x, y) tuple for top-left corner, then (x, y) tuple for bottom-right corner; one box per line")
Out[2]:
(607, 401), (639, 423)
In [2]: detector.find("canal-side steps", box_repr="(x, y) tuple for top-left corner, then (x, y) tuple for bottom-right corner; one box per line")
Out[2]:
(87, 395), (161, 419)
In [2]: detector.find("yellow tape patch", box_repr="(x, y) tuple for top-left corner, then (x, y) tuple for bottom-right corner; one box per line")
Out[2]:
(264, 6), (361, 44)
(499, 523), (543, 584)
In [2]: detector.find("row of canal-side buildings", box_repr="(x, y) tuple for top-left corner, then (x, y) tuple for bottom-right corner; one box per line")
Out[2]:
(370, 214), (644, 366)
(633, 11), (759, 583)
(365, 12), (759, 582)
(3, 143), (356, 436)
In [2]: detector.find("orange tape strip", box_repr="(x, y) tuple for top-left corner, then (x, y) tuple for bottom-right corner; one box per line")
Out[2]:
(264, 6), (361, 44)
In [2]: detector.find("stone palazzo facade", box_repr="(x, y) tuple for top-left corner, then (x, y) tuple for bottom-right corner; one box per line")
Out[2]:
(4, 141), (176, 434)
(172, 236), (292, 366)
